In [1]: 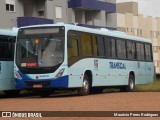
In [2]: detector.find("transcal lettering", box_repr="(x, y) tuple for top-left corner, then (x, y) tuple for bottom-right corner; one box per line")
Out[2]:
(109, 62), (126, 69)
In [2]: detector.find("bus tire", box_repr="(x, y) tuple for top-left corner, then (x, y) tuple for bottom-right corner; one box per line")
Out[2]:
(78, 74), (90, 96)
(4, 90), (20, 96)
(126, 74), (135, 92)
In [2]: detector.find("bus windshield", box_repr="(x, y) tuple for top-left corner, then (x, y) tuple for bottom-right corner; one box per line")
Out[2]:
(16, 27), (65, 68)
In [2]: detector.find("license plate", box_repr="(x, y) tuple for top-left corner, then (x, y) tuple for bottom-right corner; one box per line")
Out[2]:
(33, 84), (42, 88)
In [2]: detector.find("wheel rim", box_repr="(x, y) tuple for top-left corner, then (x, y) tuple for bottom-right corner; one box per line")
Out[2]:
(83, 79), (89, 93)
(130, 79), (134, 90)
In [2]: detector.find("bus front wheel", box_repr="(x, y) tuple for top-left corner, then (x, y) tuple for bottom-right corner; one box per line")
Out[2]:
(78, 75), (90, 96)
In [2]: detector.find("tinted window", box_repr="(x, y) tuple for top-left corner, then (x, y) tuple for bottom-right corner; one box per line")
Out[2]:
(127, 41), (136, 59)
(68, 31), (79, 66)
(0, 35), (15, 60)
(97, 36), (105, 56)
(105, 37), (111, 58)
(145, 44), (152, 61)
(136, 43), (145, 60)
(117, 39), (126, 59)
(92, 35), (98, 56)
(110, 39), (116, 58)
(81, 33), (92, 56)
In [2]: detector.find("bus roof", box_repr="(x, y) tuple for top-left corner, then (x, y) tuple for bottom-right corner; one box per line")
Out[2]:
(0, 28), (18, 36)
(19, 23), (151, 43)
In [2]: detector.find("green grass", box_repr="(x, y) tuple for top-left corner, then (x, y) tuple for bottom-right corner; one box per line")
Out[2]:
(103, 88), (120, 93)
(134, 79), (160, 92)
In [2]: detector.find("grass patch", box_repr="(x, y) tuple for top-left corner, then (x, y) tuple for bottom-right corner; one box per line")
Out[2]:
(103, 88), (120, 93)
(135, 79), (160, 92)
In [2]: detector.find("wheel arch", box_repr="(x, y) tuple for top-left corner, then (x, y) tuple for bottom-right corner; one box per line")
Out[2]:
(129, 71), (135, 82)
(129, 71), (135, 80)
(84, 70), (93, 87)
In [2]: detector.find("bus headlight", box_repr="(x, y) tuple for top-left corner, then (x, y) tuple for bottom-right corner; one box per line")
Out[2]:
(15, 71), (22, 80)
(54, 69), (65, 79)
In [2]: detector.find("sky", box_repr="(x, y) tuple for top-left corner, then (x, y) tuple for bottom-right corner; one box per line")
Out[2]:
(116, 0), (160, 18)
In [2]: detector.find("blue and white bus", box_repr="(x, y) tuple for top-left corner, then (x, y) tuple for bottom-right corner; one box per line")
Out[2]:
(0, 28), (18, 95)
(14, 23), (154, 96)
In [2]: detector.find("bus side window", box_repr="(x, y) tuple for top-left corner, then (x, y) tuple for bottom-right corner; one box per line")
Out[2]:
(127, 41), (136, 60)
(68, 31), (79, 66)
(68, 38), (78, 58)
(140, 43), (145, 60)
(110, 38), (116, 58)
(80, 33), (92, 56)
(136, 43), (145, 60)
(0, 35), (14, 60)
(97, 36), (105, 56)
(117, 39), (126, 59)
(0, 36), (5, 59)
(105, 37), (111, 58)
(92, 35), (98, 56)
(136, 43), (141, 60)
(145, 44), (152, 61)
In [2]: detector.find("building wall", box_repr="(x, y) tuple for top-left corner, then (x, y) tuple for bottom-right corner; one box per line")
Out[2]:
(106, 13), (117, 28)
(39, 0), (69, 22)
(0, 0), (24, 29)
(116, 2), (138, 16)
(125, 13), (133, 35)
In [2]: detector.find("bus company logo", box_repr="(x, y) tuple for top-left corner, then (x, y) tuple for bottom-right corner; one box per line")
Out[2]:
(109, 62), (126, 69)
(2, 112), (11, 117)
(94, 60), (98, 69)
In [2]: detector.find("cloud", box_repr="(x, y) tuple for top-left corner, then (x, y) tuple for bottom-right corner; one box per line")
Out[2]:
(116, 0), (160, 17)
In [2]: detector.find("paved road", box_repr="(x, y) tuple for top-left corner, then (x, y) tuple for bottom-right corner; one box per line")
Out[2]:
(0, 92), (160, 120)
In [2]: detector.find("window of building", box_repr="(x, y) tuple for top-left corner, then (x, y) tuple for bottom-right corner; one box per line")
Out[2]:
(153, 46), (158, 52)
(154, 61), (158, 67)
(38, 11), (44, 16)
(5, 0), (15, 12)
(55, 6), (62, 18)
(150, 31), (157, 38)
(134, 29), (138, 36)
(140, 29), (142, 36)
(116, 39), (126, 59)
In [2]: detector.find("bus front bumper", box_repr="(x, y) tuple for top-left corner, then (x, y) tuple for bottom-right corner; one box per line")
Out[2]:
(15, 75), (69, 89)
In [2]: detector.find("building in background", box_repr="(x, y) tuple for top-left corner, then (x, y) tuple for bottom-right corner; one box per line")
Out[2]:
(0, 0), (160, 75)
(107, 2), (160, 75)
(0, 0), (116, 29)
